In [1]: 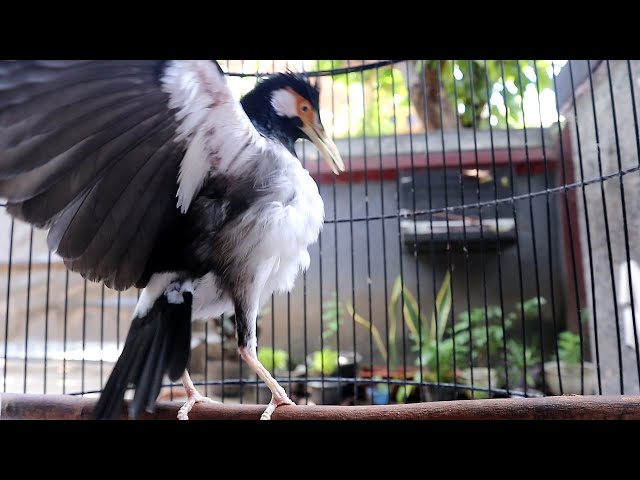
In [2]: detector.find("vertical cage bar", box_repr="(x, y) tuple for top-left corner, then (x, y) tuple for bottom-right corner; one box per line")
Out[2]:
(435, 61), (454, 396)
(468, 60), (494, 399)
(344, 60), (359, 403)
(43, 251), (51, 394)
(62, 270), (69, 394)
(3, 218), (14, 393)
(547, 60), (592, 395)
(586, 59), (625, 394)
(533, 59), (563, 395)
(514, 60), (547, 394)
(374, 64), (392, 402)
(22, 227), (34, 393)
(567, 60), (602, 394)
(604, 60), (640, 386)
(360, 63), (374, 404)
(451, 60), (474, 398)
(389, 64), (410, 402)
(403, 60), (422, 405)
(483, 60), (511, 396)
(329, 59), (340, 404)
(500, 59), (530, 396)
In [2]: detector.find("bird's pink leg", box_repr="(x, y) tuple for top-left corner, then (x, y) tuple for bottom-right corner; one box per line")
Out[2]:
(239, 346), (295, 420)
(177, 370), (219, 420)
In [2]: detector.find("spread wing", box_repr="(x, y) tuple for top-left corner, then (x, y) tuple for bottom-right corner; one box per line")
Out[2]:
(0, 60), (265, 290)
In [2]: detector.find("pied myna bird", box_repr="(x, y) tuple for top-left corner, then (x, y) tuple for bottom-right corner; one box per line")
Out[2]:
(0, 60), (345, 420)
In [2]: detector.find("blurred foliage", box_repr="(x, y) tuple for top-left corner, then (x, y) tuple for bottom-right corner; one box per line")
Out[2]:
(311, 60), (556, 137)
(452, 297), (546, 390)
(313, 60), (410, 138)
(424, 60), (554, 128)
(321, 295), (388, 363)
(257, 346), (289, 371)
(554, 330), (584, 364)
(321, 270), (453, 373)
(308, 348), (340, 376)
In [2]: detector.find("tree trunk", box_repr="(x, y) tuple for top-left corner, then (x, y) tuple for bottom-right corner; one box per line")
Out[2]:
(405, 60), (457, 131)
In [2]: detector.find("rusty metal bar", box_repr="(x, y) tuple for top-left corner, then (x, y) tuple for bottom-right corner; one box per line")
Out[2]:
(2, 393), (640, 420)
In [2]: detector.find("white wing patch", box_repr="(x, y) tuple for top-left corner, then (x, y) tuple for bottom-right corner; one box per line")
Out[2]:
(176, 128), (208, 213)
(161, 60), (266, 213)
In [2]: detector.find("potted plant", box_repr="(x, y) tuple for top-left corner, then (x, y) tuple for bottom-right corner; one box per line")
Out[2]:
(305, 347), (343, 405)
(402, 269), (469, 402)
(321, 289), (412, 405)
(366, 375), (392, 405)
(452, 297), (545, 399)
(322, 270), (458, 404)
(501, 338), (541, 396)
(308, 348), (340, 376)
(365, 271), (458, 403)
(302, 297), (367, 405)
(543, 330), (596, 395)
(448, 304), (502, 400)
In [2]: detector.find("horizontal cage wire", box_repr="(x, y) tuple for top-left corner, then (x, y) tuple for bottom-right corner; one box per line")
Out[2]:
(1, 59), (640, 419)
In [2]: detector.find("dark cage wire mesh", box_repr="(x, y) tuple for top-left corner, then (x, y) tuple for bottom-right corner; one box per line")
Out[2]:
(2, 59), (640, 411)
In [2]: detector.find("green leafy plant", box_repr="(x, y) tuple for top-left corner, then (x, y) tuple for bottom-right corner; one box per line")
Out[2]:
(504, 339), (540, 389)
(321, 297), (388, 363)
(323, 270), (454, 368)
(406, 270), (457, 379)
(392, 270), (456, 402)
(257, 347), (289, 372)
(555, 331), (583, 364)
(309, 348), (340, 376)
(543, 323), (595, 396)
(452, 297), (546, 391)
(321, 270), (454, 403)
(320, 276), (548, 401)
(451, 305), (507, 368)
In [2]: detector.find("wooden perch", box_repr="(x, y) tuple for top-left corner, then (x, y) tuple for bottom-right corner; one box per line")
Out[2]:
(2, 393), (640, 420)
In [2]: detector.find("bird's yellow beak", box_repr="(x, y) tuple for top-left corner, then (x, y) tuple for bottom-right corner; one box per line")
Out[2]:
(301, 122), (345, 175)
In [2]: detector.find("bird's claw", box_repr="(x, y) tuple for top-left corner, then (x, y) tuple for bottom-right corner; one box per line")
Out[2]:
(260, 394), (295, 420)
(177, 392), (219, 420)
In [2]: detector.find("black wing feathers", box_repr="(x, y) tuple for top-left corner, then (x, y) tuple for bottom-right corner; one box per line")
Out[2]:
(0, 60), (188, 290)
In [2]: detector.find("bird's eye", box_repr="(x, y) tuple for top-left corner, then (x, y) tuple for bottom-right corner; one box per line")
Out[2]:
(301, 105), (309, 112)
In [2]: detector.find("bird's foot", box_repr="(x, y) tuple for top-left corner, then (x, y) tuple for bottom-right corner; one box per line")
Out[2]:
(260, 392), (295, 421)
(177, 390), (219, 420)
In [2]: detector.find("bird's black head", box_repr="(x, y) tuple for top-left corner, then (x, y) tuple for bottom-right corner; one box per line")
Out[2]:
(240, 72), (344, 174)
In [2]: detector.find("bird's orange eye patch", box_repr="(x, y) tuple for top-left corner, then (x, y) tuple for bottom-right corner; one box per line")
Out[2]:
(297, 100), (314, 124)
(286, 87), (316, 125)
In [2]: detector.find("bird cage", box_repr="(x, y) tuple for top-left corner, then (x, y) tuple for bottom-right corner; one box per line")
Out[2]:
(2, 59), (640, 420)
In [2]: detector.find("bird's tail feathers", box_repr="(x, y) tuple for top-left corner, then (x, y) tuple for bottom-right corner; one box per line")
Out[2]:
(93, 282), (193, 420)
